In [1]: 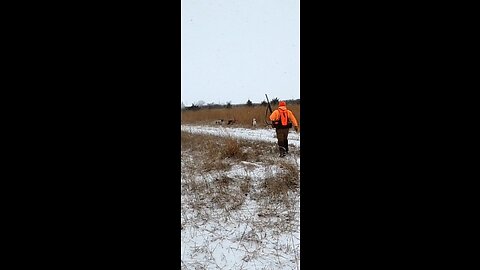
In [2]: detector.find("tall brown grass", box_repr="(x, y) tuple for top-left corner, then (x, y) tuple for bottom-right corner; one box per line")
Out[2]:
(181, 104), (300, 127)
(181, 123), (300, 269)
(182, 130), (299, 208)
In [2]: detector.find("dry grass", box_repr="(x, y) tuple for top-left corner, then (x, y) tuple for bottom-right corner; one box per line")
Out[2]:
(181, 130), (299, 211)
(181, 104), (300, 127)
(181, 128), (300, 269)
(239, 176), (253, 195)
(221, 136), (243, 158)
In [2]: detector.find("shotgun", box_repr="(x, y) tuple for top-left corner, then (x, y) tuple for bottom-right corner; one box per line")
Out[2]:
(264, 94), (275, 127)
(265, 94), (273, 115)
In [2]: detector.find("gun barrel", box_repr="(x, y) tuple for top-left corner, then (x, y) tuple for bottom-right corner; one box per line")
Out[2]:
(265, 94), (273, 113)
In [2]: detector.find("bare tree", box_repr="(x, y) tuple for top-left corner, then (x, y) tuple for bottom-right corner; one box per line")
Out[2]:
(271, 97), (279, 105)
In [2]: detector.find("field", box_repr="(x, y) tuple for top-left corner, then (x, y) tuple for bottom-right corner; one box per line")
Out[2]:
(181, 105), (301, 269)
(181, 104), (300, 129)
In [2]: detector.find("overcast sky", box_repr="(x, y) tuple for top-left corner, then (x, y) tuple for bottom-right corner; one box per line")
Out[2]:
(181, 0), (299, 106)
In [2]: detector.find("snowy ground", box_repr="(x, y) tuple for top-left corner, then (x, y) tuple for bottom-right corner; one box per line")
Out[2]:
(181, 124), (300, 269)
(181, 124), (300, 148)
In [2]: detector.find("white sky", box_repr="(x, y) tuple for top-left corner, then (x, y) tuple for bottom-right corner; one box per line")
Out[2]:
(181, 0), (300, 106)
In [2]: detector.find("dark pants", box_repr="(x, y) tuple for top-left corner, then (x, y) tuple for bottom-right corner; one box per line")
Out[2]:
(275, 128), (290, 154)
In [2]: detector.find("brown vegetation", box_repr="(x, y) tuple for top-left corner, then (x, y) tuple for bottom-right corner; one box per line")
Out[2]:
(181, 104), (300, 127)
(181, 130), (300, 211)
(181, 128), (300, 269)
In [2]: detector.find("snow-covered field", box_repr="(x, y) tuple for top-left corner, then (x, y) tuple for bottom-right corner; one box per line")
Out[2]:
(181, 124), (300, 269)
(181, 124), (300, 148)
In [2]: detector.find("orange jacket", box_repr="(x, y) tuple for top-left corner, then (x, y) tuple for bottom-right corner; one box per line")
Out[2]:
(269, 105), (298, 127)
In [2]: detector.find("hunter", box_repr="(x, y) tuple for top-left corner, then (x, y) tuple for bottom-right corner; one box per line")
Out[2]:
(269, 101), (299, 157)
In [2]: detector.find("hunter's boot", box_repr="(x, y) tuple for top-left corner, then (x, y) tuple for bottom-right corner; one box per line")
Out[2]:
(285, 142), (289, 154)
(279, 146), (287, 157)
